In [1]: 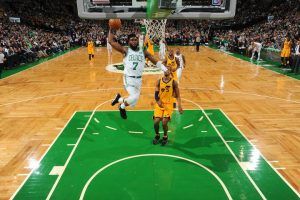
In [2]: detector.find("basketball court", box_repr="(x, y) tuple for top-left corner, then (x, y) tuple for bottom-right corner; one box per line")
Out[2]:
(1, 46), (299, 199)
(10, 108), (299, 199)
(0, 0), (300, 199)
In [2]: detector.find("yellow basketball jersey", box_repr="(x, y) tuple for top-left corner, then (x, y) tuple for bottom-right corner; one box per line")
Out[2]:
(283, 40), (291, 50)
(147, 40), (154, 55)
(87, 41), (94, 51)
(167, 56), (178, 80)
(159, 77), (174, 104)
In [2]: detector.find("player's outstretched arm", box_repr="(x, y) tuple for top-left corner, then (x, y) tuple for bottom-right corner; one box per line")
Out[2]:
(108, 29), (127, 55)
(173, 80), (183, 114)
(144, 50), (168, 72)
(182, 55), (186, 67)
(144, 50), (159, 64)
(162, 58), (167, 66)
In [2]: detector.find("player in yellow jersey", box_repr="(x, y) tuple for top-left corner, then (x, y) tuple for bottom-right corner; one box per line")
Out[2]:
(163, 49), (180, 108)
(281, 36), (292, 67)
(87, 38), (95, 61)
(153, 68), (183, 146)
(163, 49), (180, 81)
(144, 35), (154, 66)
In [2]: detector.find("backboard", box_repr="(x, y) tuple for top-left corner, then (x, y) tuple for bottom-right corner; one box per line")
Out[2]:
(77, 0), (237, 19)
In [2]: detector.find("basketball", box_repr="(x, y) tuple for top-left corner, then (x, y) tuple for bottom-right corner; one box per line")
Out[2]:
(109, 19), (121, 30)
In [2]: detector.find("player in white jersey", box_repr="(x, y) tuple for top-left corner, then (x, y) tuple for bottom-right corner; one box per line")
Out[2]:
(250, 41), (262, 61)
(159, 39), (167, 60)
(108, 30), (168, 119)
(175, 48), (186, 83)
(107, 37), (112, 56)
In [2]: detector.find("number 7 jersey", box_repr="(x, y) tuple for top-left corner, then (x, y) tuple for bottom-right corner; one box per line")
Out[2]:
(123, 47), (145, 76)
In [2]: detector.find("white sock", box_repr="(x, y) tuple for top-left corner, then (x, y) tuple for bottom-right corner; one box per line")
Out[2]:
(118, 97), (124, 103)
(120, 103), (126, 109)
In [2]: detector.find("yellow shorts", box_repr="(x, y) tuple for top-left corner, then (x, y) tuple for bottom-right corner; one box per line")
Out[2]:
(281, 49), (290, 58)
(88, 50), (94, 55)
(153, 103), (173, 119)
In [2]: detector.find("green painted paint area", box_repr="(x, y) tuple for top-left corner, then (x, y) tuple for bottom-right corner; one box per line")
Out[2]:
(1, 46), (80, 79)
(209, 45), (300, 80)
(84, 156), (228, 200)
(13, 110), (299, 200)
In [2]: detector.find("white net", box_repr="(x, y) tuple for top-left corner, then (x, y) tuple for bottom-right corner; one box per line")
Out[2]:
(142, 19), (167, 42)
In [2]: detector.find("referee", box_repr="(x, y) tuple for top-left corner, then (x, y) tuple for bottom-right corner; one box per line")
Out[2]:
(0, 47), (5, 79)
(195, 33), (201, 52)
(293, 38), (300, 74)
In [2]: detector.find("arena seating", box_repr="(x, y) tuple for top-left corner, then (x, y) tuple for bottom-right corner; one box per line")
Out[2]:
(0, 0), (299, 69)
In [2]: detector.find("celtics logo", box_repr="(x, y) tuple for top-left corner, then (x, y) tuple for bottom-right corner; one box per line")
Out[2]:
(106, 63), (163, 75)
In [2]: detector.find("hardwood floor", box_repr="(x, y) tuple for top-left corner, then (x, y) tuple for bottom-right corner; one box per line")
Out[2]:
(0, 46), (299, 199)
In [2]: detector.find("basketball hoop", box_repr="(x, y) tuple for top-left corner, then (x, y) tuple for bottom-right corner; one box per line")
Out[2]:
(142, 19), (167, 42)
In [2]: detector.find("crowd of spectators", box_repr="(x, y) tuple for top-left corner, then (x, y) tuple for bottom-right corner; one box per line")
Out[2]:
(209, 0), (299, 71)
(211, 0), (299, 50)
(0, 19), (73, 69)
(0, 0), (299, 71)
